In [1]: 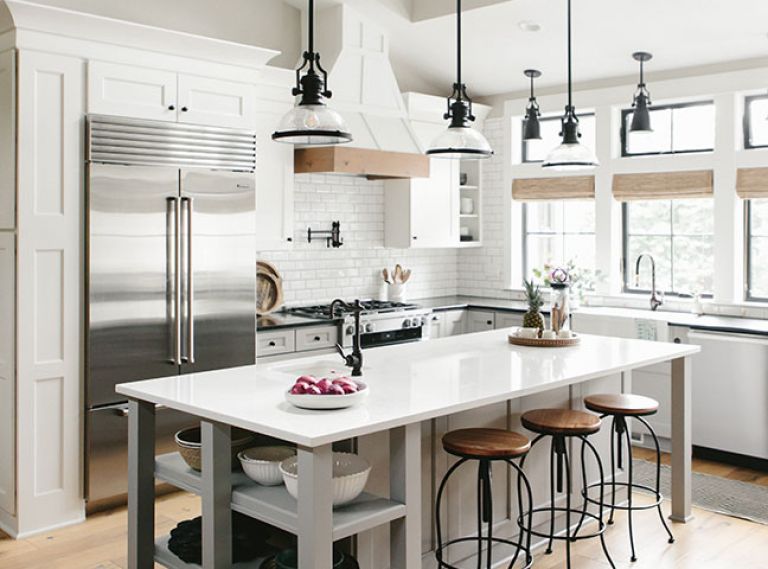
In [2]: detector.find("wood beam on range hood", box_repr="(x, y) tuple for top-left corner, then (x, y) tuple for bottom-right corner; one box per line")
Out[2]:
(294, 146), (430, 180)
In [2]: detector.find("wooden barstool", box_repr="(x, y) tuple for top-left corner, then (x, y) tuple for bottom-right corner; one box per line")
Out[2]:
(575, 394), (674, 563)
(436, 428), (534, 569)
(519, 409), (614, 569)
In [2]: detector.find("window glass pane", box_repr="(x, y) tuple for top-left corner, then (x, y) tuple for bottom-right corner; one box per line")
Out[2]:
(526, 201), (562, 233)
(625, 108), (672, 154)
(672, 199), (714, 235)
(526, 235), (561, 272)
(523, 114), (595, 163)
(750, 199), (768, 236)
(746, 97), (768, 148)
(749, 236), (768, 298)
(564, 234), (596, 269)
(563, 201), (595, 233)
(672, 236), (714, 295)
(626, 235), (673, 292)
(627, 201), (671, 235)
(672, 104), (715, 151)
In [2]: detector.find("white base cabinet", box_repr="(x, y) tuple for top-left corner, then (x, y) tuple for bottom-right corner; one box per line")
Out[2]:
(0, 233), (14, 516)
(466, 310), (495, 333)
(428, 310), (466, 339)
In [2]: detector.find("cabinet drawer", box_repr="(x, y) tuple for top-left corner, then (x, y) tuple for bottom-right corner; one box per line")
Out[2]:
(257, 330), (295, 356)
(88, 61), (177, 121)
(295, 325), (338, 352)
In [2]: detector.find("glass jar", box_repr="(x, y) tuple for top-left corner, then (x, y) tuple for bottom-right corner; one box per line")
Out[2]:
(550, 282), (571, 333)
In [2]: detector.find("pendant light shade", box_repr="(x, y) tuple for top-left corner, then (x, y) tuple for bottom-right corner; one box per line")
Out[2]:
(543, 0), (598, 171)
(629, 51), (653, 133)
(522, 69), (542, 141)
(427, 0), (493, 160)
(272, 0), (352, 145)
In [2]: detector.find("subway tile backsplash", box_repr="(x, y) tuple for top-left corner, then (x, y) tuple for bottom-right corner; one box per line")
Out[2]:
(258, 175), (458, 306)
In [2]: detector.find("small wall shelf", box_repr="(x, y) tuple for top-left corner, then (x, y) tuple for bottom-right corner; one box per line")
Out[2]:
(458, 160), (483, 246)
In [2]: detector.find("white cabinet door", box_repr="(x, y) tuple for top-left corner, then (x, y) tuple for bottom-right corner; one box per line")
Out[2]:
(466, 310), (495, 333)
(177, 74), (256, 129)
(0, 233), (14, 515)
(255, 110), (294, 250)
(442, 309), (466, 336)
(87, 61), (177, 121)
(428, 313), (444, 339)
(495, 311), (523, 330)
(0, 50), (14, 230)
(409, 159), (459, 248)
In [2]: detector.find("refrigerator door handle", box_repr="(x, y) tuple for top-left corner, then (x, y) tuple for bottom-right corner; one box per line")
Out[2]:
(167, 196), (183, 365)
(182, 196), (195, 364)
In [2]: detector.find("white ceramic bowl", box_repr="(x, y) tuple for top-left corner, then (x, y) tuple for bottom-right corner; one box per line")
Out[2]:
(238, 446), (296, 486)
(285, 382), (369, 410)
(279, 452), (371, 507)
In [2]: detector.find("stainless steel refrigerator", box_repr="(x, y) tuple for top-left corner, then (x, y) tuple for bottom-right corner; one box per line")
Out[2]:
(85, 115), (257, 507)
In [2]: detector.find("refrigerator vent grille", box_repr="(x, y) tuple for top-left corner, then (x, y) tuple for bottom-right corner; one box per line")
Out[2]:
(86, 115), (257, 172)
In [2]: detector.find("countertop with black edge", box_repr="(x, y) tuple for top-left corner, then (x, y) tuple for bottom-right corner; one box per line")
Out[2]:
(257, 312), (339, 331)
(418, 295), (768, 337)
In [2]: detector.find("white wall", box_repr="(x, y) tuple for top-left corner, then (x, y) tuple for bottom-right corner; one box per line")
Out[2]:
(460, 66), (768, 315)
(28, 0), (302, 68)
(259, 174), (459, 305)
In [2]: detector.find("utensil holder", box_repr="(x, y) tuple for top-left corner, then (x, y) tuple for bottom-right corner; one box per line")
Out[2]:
(388, 283), (406, 302)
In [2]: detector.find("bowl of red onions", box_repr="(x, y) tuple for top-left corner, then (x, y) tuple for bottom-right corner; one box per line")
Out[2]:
(285, 375), (369, 410)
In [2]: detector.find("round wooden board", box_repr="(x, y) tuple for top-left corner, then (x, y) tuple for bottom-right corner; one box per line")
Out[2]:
(256, 271), (283, 315)
(257, 260), (281, 280)
(507, 333), (581, 348)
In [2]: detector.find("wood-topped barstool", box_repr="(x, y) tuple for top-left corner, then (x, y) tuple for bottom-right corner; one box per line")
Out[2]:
(436, 428), (534, 569)
(574, 394), (674, 563)
(518, 409), (615, 569)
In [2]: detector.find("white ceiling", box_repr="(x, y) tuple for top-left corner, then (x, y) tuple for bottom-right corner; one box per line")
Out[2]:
(291, 0), (768, 98)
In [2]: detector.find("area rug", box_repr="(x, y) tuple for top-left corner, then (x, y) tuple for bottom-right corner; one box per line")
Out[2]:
(632, 459), (768, 525)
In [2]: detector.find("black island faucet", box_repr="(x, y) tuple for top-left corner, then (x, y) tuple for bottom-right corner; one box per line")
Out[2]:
(331, 298), (364, 377)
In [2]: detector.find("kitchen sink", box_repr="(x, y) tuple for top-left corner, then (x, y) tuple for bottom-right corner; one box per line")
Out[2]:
(270, 359), (356, 378)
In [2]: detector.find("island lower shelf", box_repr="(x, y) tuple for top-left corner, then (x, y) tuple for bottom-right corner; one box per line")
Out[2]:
(155, 452), (406, 541)
(155, 534), (270, 569)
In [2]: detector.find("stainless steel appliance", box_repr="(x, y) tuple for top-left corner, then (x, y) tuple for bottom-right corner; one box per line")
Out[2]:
(283, 300), (432, 348)
(85, 115), (257, 507)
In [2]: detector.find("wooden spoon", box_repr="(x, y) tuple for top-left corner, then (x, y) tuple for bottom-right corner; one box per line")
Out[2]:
(394, 264), (403, 283)
(382, 268), (392, 284)
(402, 269), (412, 283)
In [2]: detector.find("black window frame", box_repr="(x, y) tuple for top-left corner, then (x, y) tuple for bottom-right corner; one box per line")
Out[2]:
(743, 94), (768, 150)
(621, 201), (714, 298)
(744, 199), (768, 302)
(521, 113), (596, 164)
(619, 100), (715, 158)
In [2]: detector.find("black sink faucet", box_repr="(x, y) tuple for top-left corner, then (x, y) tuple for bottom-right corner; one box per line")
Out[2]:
(331, 298), (363, 377)
(634, 254), (664, 311)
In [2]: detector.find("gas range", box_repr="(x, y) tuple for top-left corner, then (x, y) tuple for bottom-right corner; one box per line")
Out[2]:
(282, 300), (433, 348)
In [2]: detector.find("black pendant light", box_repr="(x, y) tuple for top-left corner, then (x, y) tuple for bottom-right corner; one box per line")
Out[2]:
(523, 69), (542, 141)
(543, 0), (598, 170)
(272, 0), (352, 145)
(426, 0), (493, 159)
(630, 51), (653, 133)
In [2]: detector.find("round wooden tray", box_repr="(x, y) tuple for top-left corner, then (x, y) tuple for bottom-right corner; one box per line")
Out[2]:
(508, 332), (581, 348)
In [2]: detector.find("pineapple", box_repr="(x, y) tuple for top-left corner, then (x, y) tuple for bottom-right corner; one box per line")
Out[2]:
(523, 279), (545, 332)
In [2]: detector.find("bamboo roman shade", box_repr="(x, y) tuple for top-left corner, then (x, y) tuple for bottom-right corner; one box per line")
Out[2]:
(736, 168), (768, 199)
(612, 170), (713, 201)
(512, 176), (595, 201)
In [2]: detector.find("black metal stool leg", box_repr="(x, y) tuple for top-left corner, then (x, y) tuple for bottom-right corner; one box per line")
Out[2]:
(546, 438), (556, 554)
(623, 422), (637, 562)
(436, 458), (468, 568)
(582, 436), (616, 569)
(563, 441), (572, 569)
(608, 416), (617, 525)
(572, 437), (589, 540)
(479, 460), (494, 569)
(509, 459), (534, 569)
(637, 416), (675, 544)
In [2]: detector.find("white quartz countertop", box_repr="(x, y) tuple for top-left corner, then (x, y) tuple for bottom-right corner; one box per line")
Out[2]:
(116, 331), (699, 447)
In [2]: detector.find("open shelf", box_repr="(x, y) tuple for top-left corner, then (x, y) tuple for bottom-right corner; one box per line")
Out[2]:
(155, 453), (406, 542)
(155, 534), (269, 569)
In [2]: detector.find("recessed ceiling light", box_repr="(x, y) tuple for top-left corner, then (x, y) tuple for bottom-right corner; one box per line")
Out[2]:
(518, 20), (541, 32)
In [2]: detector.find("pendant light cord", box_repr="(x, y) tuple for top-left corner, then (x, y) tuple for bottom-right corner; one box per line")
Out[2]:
(456, 0), (462, 87)
(308, 0), (315, 55)
(567, 0), (572, 111)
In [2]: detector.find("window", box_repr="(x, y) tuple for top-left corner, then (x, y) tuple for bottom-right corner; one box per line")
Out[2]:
(623, 200), (714, 296)
(522, 114), (596, 163)
(745, 199), (768, 300)
(621, 101), (715, 157)
(523, 200), (595, 279)
(743, 94), (768, 149)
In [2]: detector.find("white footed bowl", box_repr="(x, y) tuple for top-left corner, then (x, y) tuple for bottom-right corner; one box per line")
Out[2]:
(238, 446), (296, 486)
(279, 452), (371, 507)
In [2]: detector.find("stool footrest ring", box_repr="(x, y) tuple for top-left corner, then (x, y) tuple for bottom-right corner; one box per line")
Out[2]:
(517, 507), (609, 542)
(435, 536), (533, 569)
(582, 480), (663, 511)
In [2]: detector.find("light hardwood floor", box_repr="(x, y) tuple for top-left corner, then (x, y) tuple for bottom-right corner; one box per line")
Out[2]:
(1, 453), (766, 569)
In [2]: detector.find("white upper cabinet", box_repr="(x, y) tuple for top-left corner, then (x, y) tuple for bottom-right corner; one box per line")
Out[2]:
(87, 61), (177, 121)
(177, 75), (256, 129)
(88, 61), (256, 129)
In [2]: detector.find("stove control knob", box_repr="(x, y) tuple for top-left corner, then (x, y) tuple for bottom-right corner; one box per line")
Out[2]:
(403, 318), (412, 328)
(345, 325), (355, 335)
(365, 322), (374, 333)
(420, 316), (428, 326)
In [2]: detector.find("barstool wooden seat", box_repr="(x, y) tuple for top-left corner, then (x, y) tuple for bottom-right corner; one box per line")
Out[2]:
(576, 393), (674, 563)
(436, 428), (533, 569)
(521, 408), (601, 436)
(442, 428), (531, 459)
(518, 408), (614, 569)
(584, 394), (659, 417)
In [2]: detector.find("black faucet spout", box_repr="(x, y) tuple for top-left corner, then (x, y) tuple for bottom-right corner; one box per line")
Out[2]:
(331, 299), (364, 376)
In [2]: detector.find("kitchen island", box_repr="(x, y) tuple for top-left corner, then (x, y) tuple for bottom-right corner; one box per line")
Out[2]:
(118, 330), (699, 569)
